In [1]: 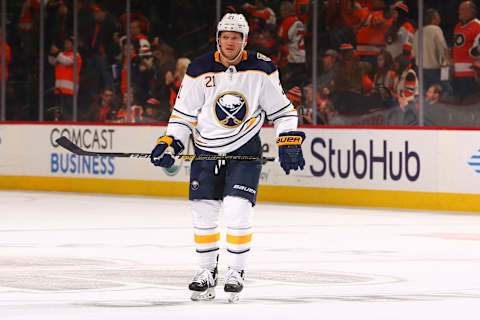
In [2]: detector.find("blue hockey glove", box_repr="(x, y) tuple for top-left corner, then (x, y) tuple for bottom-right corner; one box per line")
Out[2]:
(151, 136), (184, 168)
(276, 131), (306, 175)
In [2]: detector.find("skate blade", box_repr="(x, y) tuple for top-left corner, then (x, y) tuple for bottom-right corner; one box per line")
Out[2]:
(227, 292), (240, 303)
(190, 287), (216, 301)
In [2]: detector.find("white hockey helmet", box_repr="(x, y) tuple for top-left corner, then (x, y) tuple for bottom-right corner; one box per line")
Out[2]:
(216, 13), (249, 53)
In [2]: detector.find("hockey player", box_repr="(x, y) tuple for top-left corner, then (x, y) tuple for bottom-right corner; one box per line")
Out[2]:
(150, 13), (305, 303)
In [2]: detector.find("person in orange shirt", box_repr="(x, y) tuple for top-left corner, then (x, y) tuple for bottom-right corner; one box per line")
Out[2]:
(0, 27), (11, 83)
(243, 0), (276, 31)
(87, 88), (118, 122)
(165, 57), (191, 113)
(48, 36), (82, 121)
(119, 43), (140, 96)
(356, 0), (393, 69)
(116, 90), (143, 123)
(278, 1), (306, 73)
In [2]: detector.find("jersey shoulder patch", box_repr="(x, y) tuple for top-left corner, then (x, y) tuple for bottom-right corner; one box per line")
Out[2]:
(238, 50), (277, 75)
(257, 52), (271, 62)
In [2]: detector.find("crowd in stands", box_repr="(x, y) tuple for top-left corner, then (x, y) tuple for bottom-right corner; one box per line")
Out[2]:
(1, 0), (480, 126)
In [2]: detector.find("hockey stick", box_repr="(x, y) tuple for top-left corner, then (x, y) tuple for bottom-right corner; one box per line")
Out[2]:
(55, 136), (276, 161)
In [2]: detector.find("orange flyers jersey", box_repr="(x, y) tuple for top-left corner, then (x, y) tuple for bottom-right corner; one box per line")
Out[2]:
(345, 4), (370, 32)
(243, 3), (276, 26)
(278, 15), (306, 63)
(386, 22), (415, 59)
(356, 10), (393, 56)
(453, 19), (480, 77)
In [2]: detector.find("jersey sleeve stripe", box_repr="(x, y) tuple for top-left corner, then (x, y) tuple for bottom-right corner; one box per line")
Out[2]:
(173, 108), (197, 119)
(170, 115), (197, 126)
(267, 103), (293, 118)
(167, 121), (193, 132)
(272, 114), (298, 122)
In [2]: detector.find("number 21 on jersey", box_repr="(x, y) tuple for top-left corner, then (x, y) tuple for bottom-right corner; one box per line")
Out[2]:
(205, 75), (216, 88)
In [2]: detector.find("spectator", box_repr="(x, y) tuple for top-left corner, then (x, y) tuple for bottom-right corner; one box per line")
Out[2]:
(452, 1), (480, 100)
(325, 0), (358, 51)
(150, 43), (176, 112)
(143, 97), (169, 123)
(165, 57), (191, 111)
(333, 43), (374, 112)
(373, 49), (395, 92)
(119, 43), (140, 97)
(293, 0), (310, 26)
(345, 1), (371, 33)
(412, 8), (450, 94)
(318, 49), (338, 95)
(385, 1), (415, 59)
(48, 36), (83, 120)
(278, 1), (306, 75)
(119, 5), (151, 36)
(392, 54), (417, 100)
(356, 0), (393, 69)
(423, 83), (444, 126)
(326, 0), (366, 31)
(243, 0), (276, 32)
(17, 0), (41, 61)
(390, 83), (444, 127)
(117, 20), (151, 58)
(116, 90), (144, 123)
(85, 5), (118, 98)
(136, 47), (157, 104)
(297, 84), (336, 125)
(388, 90), (418, 126)
(426, 83), (443, 105)
(0, 27), (11, 83)
(87, 88), (118, 122)
(45, 1), (72, 50)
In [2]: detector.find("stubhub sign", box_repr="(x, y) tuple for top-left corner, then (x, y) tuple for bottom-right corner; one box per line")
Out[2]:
(309, 138), (421, 181)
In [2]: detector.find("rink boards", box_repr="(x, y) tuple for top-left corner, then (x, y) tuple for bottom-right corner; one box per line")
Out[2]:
(1, 123), (480, 212)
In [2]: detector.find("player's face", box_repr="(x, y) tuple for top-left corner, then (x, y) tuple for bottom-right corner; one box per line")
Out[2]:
(219, 31), (244, 60)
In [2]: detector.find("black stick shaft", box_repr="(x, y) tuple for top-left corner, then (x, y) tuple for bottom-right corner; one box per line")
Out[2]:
(55, 136), (276, 161)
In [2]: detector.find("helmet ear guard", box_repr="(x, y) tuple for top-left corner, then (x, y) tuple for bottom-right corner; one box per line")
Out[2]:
(216, 13), (249, 63)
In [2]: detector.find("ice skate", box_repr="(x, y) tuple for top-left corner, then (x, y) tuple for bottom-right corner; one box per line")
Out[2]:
(224, 268), (244, 303)
(189, 267), (218, 301)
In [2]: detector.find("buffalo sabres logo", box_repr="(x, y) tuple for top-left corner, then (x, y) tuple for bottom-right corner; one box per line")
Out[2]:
(214, 92), (248, 128)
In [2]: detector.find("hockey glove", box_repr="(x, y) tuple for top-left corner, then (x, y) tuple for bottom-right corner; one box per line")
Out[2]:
(276, 131), (306, 175)
(151, 136), (184, 168)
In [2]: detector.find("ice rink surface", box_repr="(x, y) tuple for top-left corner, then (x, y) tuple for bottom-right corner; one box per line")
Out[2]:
(1, 190), (480, 319)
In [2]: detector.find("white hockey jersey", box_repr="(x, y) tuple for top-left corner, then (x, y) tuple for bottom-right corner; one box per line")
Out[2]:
(166, 50), (298, 154)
